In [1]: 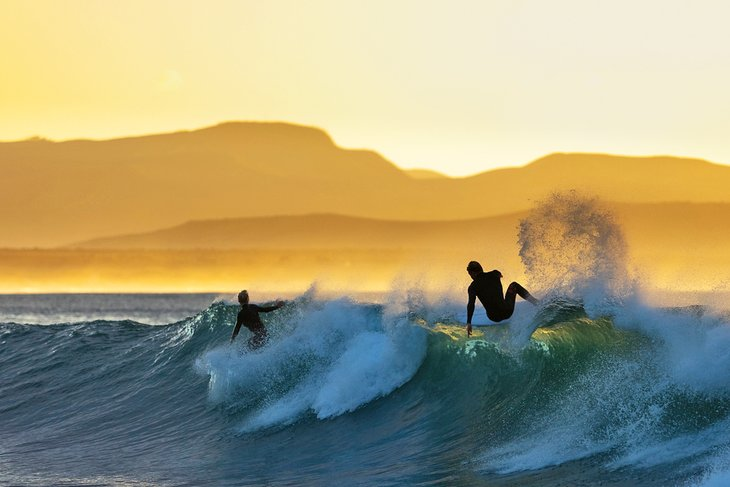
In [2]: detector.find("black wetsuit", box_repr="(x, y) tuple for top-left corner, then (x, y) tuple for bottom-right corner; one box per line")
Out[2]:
(233, 304), (280, 349)
(467, 270), (533, 323)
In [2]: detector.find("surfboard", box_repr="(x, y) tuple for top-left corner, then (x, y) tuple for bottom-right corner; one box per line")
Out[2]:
(455, 311), (508, 326)
(431, 320), (510, 341)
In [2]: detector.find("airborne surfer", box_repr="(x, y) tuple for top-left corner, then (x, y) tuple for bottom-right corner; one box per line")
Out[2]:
(230, 290), (285, 349)
(465, 261), (539, 336)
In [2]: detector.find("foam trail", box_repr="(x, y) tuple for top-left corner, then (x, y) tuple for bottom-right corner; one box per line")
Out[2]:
(195, 294), (428, 432)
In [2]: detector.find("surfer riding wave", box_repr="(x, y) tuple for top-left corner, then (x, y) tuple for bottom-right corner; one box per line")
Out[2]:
(230, 290), (285, 349)
(466, 261), (539, 336)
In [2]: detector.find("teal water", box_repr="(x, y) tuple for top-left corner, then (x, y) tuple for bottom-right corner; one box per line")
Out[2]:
(2, 292), (730, 486)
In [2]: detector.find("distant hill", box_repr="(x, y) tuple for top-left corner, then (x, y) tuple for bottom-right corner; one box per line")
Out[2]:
(4, 121), (730, 247)
(66, 212), (526, 250)
(1, 122), (409, 247)
(68, 202), (730, 256)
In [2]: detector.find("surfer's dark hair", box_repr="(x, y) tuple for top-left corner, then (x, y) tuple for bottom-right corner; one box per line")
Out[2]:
(466, 261), (483, 273)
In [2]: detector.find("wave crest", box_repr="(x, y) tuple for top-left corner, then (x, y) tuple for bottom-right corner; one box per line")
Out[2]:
(195, 296), (428, 431)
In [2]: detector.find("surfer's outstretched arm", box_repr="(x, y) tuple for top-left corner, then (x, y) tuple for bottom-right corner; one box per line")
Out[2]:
(257, 301), (285, 313)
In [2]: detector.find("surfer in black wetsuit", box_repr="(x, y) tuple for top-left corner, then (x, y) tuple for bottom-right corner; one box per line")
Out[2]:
(230, 290), (285, 349)
(466, 261), (539, 336)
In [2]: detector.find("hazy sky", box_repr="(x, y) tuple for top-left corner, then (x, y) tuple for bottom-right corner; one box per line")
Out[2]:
(2, 0), (730, 176)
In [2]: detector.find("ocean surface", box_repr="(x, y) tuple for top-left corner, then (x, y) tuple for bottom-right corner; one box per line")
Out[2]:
(4, 195), (730, 486)
(2, 290), (730, 487)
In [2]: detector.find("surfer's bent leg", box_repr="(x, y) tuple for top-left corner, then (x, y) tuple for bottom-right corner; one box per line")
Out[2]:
(506, 282), (539, 306)
(498, 283), (519, 320)
(489, 282), (538, 322)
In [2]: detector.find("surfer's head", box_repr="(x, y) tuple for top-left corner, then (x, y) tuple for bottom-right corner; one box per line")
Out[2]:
(466, 261), (483, 278)
(238, 290), (249, 305)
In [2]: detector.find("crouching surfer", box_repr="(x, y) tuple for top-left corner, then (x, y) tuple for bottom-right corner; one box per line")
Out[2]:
(230, 290), (285, 349)
(466, 261), (539, 336)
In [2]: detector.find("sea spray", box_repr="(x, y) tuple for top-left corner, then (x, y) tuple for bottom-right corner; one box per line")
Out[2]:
(518, 191), (632, 313)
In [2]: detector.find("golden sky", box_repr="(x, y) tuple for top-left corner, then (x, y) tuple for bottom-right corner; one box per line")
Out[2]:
(2, 0), (730, 176)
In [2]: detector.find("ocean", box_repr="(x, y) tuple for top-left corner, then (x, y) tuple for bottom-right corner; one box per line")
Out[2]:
(4, 194), (730, 486)
(2, 290), (730, 487)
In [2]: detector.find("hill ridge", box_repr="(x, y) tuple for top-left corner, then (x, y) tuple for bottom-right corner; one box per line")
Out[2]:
(4, 121), (730, 247)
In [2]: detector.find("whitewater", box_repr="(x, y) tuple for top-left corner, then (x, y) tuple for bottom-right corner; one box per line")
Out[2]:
(3, 194), (730, 486)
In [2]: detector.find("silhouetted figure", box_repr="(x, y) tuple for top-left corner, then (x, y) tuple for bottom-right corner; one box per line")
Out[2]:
(230, 290), (285, 349)
(466, 261), (539, 336)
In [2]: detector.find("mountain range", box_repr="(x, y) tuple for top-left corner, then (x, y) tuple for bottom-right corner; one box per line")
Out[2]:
(3, 122), (730, 248)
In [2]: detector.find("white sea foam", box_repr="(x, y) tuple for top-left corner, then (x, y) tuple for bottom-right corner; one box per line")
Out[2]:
(195, 292), (428, 432)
